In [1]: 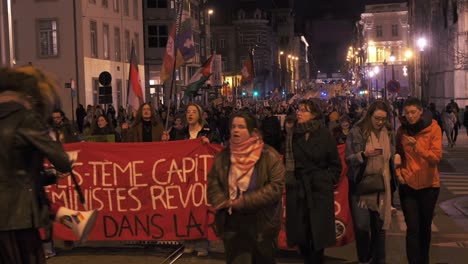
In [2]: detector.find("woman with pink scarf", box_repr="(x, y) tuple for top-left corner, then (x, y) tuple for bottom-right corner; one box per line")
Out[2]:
(207, 111), (285, 264)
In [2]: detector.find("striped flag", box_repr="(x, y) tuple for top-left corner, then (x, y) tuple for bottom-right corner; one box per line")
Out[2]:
(127, 42), (144, 109)
(161, 0), (195, 82)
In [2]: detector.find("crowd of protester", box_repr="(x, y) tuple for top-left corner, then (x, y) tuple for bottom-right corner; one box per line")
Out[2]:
(3, 64), (468, 264)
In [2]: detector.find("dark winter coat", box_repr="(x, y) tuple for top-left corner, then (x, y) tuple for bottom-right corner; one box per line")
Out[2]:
(207, 145), (285, 238)
(286, 127), (342, 250)
(0, 102), (72, 231)
(122, 121), (164, 142)
(173, 124), (221, 144)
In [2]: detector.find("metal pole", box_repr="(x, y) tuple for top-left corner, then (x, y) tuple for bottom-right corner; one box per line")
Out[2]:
(420, 51), (424, 102)
(383, 61), (387, 100)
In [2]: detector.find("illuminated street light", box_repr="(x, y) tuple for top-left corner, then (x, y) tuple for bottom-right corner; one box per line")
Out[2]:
(208, 9), (214, 15)
(417, 37), (427, 51)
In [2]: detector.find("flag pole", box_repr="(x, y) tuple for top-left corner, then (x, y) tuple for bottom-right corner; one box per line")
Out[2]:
(165, 0), (183, 131)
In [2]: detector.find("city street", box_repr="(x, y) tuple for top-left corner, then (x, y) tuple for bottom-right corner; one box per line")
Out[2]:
(47, 128), (468, 264)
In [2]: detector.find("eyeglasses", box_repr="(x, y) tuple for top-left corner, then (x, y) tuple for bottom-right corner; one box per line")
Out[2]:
(372, 115), (387, 122)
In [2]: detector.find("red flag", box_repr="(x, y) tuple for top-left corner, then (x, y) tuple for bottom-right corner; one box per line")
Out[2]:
(160, 0), (195, 82)
(241, 57), (254, 84)
(127, 42), (144, 109)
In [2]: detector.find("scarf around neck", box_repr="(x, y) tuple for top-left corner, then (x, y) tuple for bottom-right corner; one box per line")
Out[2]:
(228, 135), (264, 200)
(285, 119), (321, 173)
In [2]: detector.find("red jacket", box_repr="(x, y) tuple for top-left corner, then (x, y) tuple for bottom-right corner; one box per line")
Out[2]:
(396, 120), (442, 189)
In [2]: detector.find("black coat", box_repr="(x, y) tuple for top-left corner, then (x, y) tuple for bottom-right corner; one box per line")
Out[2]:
(286, 126), (342, 250)
(0, 102), (72, 231)
(173, 124), (221, 144)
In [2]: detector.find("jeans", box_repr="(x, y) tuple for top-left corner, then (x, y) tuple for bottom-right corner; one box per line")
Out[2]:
(399, 185), (439, 264)
(349, 192), (386, 264)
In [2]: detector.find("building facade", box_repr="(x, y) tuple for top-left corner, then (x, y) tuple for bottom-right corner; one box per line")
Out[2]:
(6, 0), (145, 119)
(359, 2), (411, 99)
(409, 0), (468, 108)
(143, 0), (211, 106)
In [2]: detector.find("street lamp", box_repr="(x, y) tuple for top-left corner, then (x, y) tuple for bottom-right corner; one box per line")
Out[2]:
(417, 37), (427, 101)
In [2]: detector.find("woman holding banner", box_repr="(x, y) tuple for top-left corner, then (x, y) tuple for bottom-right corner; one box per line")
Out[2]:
(208, 111), (285, 264)
(285, 99), (341, 264)
(345, 101), (398, 264)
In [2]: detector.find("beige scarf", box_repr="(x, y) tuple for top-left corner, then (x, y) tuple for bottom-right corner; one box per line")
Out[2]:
(359, 127), (392, 230)
(228, 136), (264, 200)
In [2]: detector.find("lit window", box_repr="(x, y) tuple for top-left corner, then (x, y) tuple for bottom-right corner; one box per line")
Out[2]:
(37, 19), (59, 57)
(90, 21), (98, 57)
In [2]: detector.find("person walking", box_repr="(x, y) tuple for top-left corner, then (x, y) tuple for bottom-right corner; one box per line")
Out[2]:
(208, 111), (285, 264)
(285, 99), (342, 264)
(345, 100), (398, 264)
(396, 97), (442, 264)
(0, 66), (73, 264)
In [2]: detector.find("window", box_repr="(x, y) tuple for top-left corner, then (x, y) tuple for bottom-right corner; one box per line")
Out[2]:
(257, 34), (261, 43)
(200, 11), (205, 25)
(102, 0), (108, 8)
(113, 0), (119, 12)
(114, 27), (121, 61)
(222, 58), (227, 72)
(125, 30), (130, 62)
(103, 24), (110, 59)
(391, 24), (398, 37)
(116, 79), (122, 109)
(200, 37), (206, 57)
(38, 19), (58, 57)
(123, 0), (129, 16)
(219, 39), (225, 49)
(13, 20), (19, 60)
(376, 25), (383, 38)
(148, 25), (168, 48)
(134, 33), (140, 59)
(90, 21), (98, 57)
(147, 0), (167, 8)
(133, 0), (138, 19)
(93, 78), (100, 105)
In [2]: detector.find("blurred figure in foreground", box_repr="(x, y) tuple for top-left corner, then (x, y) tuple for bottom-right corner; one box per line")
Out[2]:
(0, 66), (73, 264)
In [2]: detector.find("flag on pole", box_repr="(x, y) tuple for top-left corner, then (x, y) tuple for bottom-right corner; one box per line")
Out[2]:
(185, 55), (213, 98)
(161, 0), (195, 82)
(240, 54), (254, 85)
(188, 55), (213, 84)
(127, 42), (144, 109)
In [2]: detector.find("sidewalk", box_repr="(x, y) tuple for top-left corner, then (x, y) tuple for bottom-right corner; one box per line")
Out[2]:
(440, 126), (468, 217)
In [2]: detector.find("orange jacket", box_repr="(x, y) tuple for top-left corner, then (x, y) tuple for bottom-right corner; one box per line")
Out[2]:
(396, 120), (442, 189)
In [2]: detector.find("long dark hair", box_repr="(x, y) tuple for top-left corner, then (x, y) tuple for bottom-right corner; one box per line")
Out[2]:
(133, 103), (159, 127)
(355, 100), (393, 139)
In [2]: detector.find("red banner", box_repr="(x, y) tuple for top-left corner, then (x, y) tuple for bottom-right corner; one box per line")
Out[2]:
(47, 139), (222, 241)
(48, 141), (353, 246)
